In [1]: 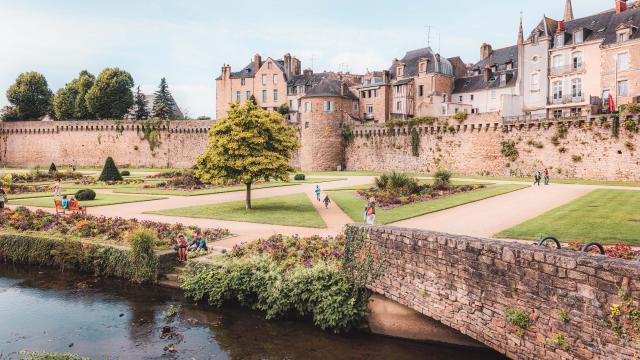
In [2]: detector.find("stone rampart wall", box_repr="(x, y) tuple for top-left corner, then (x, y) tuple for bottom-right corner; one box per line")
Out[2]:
(361, 225), (640, 360)
(346, 114), (640, 181)
(0, 120), (214, 168)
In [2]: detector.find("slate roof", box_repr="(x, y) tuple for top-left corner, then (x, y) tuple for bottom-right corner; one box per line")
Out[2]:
(303, 79), (358, 100)
(216, 58), (287, 80)
(453, 71), (518, 94)
(470, 45), (518, 72)
(389, 47), (454, 81)
(125, 94), (183, 119)
(287, 72), (333, 87)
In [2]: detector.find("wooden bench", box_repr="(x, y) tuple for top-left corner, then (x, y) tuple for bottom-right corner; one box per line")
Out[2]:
(54, 199), (87, 215)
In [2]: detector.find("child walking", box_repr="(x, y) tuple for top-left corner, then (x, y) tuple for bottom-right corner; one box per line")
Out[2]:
(323, 195), (331, 209)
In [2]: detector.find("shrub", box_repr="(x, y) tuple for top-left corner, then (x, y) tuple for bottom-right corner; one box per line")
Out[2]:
(120, 170), (131, 176)
(375, 172), (418, 193)
(625, 142), (635, 152)
(559, 310), (570, 323)
(294, 173), (306, 181)
(623, 118), (638, 132)
(545, 333), (571, 351)
(98, 157), (123, 182)
(571, 155), (583, 162)
(127, 228), (159, 283)
(527, 140), (544, 149)
(48, 162), (57, 174)
(505, 308), (530, 329)
(501, 140), (519, 162)
(434, 169), (452, 190)
(453, 112), (468, 123)
(74, 189), (96, 201)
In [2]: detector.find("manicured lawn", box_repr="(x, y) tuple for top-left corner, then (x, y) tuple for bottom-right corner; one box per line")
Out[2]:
(150, 193), (326, 228)
(330, 184), (528, 225)
(495, 189), (640, 245)
(329, 179), (489, 192)
(7, 191), (75, 200)
(10, 194), (165, 208)
(457, 175), (640, 188)
(112, 179), (343, 196)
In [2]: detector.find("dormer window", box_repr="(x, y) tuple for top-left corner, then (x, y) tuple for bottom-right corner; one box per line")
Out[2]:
(491, 65), (497, 72)
(397, 65), (405, 78)
(268, 62), (272, 70)
(574, 30), (583, 44)
(533, 33), (539, 44)
(618, 30), (630, 43)
(506, 62), (513, 70)
(556, 33), (564, 47)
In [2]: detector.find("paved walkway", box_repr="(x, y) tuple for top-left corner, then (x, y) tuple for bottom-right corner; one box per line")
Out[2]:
(7, 175), (640, 250)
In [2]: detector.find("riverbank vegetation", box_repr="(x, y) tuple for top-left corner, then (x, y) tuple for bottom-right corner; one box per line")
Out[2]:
(182, 226), (384, 332)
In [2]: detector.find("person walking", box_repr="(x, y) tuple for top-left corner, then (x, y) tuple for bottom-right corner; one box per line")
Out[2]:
(314, 185), (321, 202)
(534, 170), (542, 187)
(0, 187), (6, 209)
(365, 198), (376, 225)
(54, 179), (62, 197)
(544, 168), (550, 186)
(323, 195), (331, 209)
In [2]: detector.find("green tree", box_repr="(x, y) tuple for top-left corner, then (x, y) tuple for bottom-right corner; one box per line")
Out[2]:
(86, 68), (134, 119)
(98, 156), (123, 182)
(0, 106), (20, 121)
(152, 78), (176, 120)
(277, 103), (289, 116)
(52, 71), (95, 120)
(133, 86), (149, 120)
(6, 71), (53, 120)
(195, 101), (299, 209)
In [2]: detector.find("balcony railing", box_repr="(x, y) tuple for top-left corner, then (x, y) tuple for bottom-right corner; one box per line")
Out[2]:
(550, 63), (585, 76)
(549, 95), (585, 105)
(364, 113), (375, 120)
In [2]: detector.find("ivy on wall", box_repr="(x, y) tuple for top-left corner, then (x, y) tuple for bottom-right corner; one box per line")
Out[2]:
(411, 127), (420, 157)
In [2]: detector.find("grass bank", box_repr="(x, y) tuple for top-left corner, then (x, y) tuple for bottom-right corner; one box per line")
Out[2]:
(496, 189), (640, 245)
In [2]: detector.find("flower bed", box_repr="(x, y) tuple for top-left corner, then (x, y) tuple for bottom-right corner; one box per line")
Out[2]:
(0, 207), (230, 249)
(144, 173), (208, 190)
(1, 184), (55, 195)
(72, 177), (144, 186)
(562, 241), (640, 261)
(8, 170), (83, 183)
(357, 184), (485, 209)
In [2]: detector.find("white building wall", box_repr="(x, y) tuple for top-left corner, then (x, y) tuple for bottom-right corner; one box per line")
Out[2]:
(455, 86), (517, 114)
(523, 38), (551, 115)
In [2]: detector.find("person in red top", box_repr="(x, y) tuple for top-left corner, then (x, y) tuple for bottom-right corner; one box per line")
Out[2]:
(177, 234), (188, 262)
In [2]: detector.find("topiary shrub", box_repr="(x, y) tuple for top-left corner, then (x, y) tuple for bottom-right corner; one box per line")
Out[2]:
(48, 162), (57, 174)
(75, 189), (96, 201)
(294, 173), (305, 181)
(98, 157), (123, 182)
(120, 170), (131, 177)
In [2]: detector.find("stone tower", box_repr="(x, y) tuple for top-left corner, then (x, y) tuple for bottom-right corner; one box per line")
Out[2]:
(564, 0), (574, 22)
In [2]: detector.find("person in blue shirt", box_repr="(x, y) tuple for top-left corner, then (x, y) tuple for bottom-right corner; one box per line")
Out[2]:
(314, 185), (321, 202)
(61, 195), (69, 209)
(188, 231), (208, 252)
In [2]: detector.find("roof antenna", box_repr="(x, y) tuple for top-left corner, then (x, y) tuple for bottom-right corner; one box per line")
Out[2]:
(425, 25), (432, 47)
(438, 33), (441, 54)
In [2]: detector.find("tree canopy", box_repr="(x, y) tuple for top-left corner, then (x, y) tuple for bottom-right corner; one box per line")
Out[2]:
(6, 71), (53, 120)
(195, 101), (299, 209)
(133, 86), (150, 120)
(152, 78), (176, 120)
(85, 68), (134, 119)
(52, 70), (96, 120)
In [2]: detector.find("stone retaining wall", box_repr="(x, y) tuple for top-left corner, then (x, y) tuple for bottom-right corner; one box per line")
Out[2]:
(346, 115), (640, 181)
(360, 224), (640, 360)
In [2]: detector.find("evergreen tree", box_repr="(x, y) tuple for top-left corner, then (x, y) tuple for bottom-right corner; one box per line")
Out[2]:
(152, 78), (176, 120)
(48, 162), (57, 174)
(98, 157), (123, 182)
(133, 86), (149, 120)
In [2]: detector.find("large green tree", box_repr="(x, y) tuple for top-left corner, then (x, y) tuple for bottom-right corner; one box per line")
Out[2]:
(53, 71), (96, 120)
(195, 102), (299, 209)
(132, 86), (149, 120)
(74, 70), (96, 119)
(6, 71), (53, 120)
(86, 68), (134, 119)
(152, 78), (176, 120)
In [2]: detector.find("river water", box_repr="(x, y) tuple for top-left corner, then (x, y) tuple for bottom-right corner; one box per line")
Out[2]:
(0, 264), (504, 359)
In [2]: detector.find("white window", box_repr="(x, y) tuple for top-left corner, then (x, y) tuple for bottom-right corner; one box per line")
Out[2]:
(556, 33), (564, 47)
(268, 62), (272, 69)
(354, 102), (359, 112)
(396, 101), (402, 111)
(273, 74), (278, 84)
(617, 53), (629, 71)
(552, 55), (564, 69)
(262, 74), (268, 85)
(304, 102), (311, 112)
(246, 91), (251, 100)
(553, 81), (563, 100)
(261, 90), (267, 102)
(571, 78), (582, 98)
(533, 33), (539, 44)
(273, 89), (278, 101)
(572, 52), (583, 70)
(397, 66), (404, 77)
(603, 89), (611, 106)
(531, 73), (540, 91)
(366, 105), (373, 114)
(236, 91), (241, 102)
(619, 32), (629, 43)
(574, 30), (583, 44)
(323, 101), (333, 112)
(241, 78), (246, 86)
(618, 80), (629, 96)
(490, 91), (497, 100)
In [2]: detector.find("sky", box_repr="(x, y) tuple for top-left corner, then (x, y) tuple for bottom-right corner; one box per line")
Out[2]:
(0, 0), (612, 118)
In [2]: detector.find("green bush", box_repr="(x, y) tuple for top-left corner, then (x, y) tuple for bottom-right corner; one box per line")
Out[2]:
(623, 118), (638, 132)
(74, 189), (96, 201)
(120, 170), (131, 176)
(501, 140), (519, 162)
(127, 228), (159, 283)
(0, 234), (157, 282)
(505, 308), (530, 329)
(98, 156), (123, 182)
(434, 169), (452, 190)
(375, 172), (418, 193)
(294, 173), (306, 181)
(453, 112), (468, 123)
(48, 162), (57, 174)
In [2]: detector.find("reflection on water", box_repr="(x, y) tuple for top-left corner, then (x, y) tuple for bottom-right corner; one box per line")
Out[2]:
(0, 264), (505, 359)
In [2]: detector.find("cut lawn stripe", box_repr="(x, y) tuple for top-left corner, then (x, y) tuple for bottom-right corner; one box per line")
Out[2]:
(149, 193), (327, 229)
(11, 194), (165, 208)
(330, 184), (528, 225)
(495, 189), (640, 246)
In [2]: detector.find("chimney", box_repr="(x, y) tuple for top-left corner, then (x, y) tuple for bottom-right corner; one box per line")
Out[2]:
(303, 68), (313, 78)
(221, 64), (231, 79)
(480, 43), (493, 61)
(283, 53), (292, 78)
(292, 57), (301, 75)
(483, 64), (492, 82)
(382, 70), (390, 83)
(617, 0), (628, 14)
(557, 20), (565, 32)
(253, 54), (262, 73)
